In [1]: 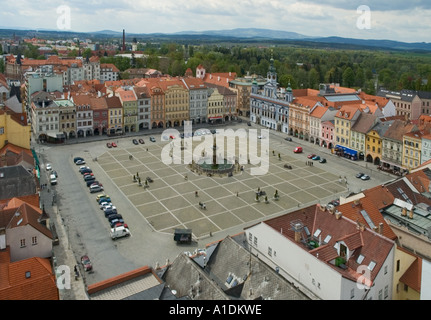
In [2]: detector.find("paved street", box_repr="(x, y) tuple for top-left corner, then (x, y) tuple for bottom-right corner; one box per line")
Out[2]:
(36, 122), (396, 298)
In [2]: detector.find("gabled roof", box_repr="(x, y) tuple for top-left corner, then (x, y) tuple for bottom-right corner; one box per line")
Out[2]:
(351, 113), (378, 134)
(309, 105), (328, 119)
(337, 197), (397, 240)
(0, 249), (59, 300)
(399, 251), (422, 292)
(383, 120), (417, 142)
(260, 204), (395, 284)
(335, 105), (361, 120)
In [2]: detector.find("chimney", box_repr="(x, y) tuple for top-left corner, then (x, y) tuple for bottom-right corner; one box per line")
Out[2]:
(378, 222), (384, 235)
(122, 29), (126, 52)
(401, 207), (407, 217)
(409, 208), (414, 219)
(335, 211), (342, 220)
(294, 230), (301, 243)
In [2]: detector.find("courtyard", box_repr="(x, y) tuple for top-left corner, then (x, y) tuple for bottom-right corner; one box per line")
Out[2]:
(95, 134), (347, 239)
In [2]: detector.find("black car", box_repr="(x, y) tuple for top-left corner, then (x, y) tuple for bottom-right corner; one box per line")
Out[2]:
(73, 157), (85, 164)
(81, 169), (92, 175)
(104, 208), (118, 217)
(247, 122), (251, 126)
(108, 214), (123, 223)
(356, 172), (365, 178)
(110, 219), (125, 228)
(139, 138), (145, 144)
(285, 137), (292, 142)
(132, 139), (139, 145)
(52, 170), (58, 178)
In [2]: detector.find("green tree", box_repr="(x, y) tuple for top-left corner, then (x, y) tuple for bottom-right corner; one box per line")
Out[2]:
(342, 67), (355, 87)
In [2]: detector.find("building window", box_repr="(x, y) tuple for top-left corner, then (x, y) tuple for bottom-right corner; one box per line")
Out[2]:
(396, 260), (400, 272)
(20, 239), (26, 247)
(253, 236), (258, 247)
(350, 288), (355, 299)
(268, 247), (272, 257)
(32, 236), (37, 245)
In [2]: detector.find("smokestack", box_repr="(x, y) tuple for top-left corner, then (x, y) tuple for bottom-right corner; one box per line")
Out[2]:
(123, 29), (126, 52)
(378, 223), (384, 235)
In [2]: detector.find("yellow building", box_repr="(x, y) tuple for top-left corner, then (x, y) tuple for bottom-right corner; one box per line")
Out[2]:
(393, 246), (421, 300)
(334, 105), (361, 150)
(403, 131), (423, 171)
(365, 121), (393, 165)
(159, 79), (189, 128)
(207, 86), (224, 123)
(106, 96), (123, 135)
(0, 108), (31, 149)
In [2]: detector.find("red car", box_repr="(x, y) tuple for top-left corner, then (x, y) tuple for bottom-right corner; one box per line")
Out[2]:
(307, 154), (316, 159)
(112, 142), (117, 147)
(80, 255), (92, 271)
(294, 147), (303, 153)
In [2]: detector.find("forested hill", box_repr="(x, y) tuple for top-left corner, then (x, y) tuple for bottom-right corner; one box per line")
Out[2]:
(1, 28), (431, 52)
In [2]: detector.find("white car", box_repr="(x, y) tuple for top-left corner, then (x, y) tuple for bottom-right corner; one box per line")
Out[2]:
(103, 204), (117, 212)
(46, 163), (52, 170)
(100, 201), (112, 210)
(257, 135), (266, 139)
(75, 159), (86, 165)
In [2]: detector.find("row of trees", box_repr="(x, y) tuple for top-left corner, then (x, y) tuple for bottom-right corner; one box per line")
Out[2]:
(4, 40), (431, 94)
(100, 42), (431, 94)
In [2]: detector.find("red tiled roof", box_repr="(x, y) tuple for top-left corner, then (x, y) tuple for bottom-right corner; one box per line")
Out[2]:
(399, 256), (422, 292)
(260, 204), (395, 284)
(0, 250), (59, 300)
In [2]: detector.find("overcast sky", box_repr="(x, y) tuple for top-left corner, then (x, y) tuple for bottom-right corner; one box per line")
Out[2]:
(1, 0), (431, 43)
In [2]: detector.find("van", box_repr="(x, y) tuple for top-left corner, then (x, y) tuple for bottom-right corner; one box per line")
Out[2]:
(50, 174), (57, 185)
(110, 226), (130, 240)
(90, 185), (104, 193)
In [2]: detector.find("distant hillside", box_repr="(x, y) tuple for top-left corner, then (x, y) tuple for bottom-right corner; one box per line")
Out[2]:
(1, 27), (431, 52)
(173, 28), (311, 40)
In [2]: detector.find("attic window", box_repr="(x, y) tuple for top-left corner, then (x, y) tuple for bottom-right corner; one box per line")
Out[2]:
(357, 254), (365, 264)
(323, 235), (332, 243)
(313, 229), (321, 238)
(368, 260), (377, 271)
(25, 271), (31, 278)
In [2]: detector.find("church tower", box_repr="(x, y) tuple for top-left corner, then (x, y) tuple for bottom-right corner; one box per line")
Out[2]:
(264, 51), (278, 99)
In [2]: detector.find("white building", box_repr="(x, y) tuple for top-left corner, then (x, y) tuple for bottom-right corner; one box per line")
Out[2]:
(182, 77), (208, 124)
(100, 63), (120, 82)
(244, 204), (396, 300)
(133, 85), (151, 131)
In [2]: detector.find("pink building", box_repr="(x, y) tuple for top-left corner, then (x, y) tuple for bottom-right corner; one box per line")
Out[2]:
(321, 120), (334, 149)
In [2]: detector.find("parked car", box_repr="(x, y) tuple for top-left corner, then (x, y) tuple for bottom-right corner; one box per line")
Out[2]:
(319, 158), (327, 163)
(247, 121), (252, 126)
(112, 142), (117, 147)
(46, 163), (52, 170)
(90, 185), (103, 193)
(312, 155), (320, 161)
(75, 159), (86, 165)
(169, 135), (175, 139)
(79, 166), (90, 173)
(107, 142), (112, 148)
(104, 208), (118, 217)
(103, 204), (117, 212)
(87, 180), (102, 187)
(73, 157), (85, 164)
(294, 147), (303, 153)
(108, 214), (123, 223)
(80, 255), (92, 271)
(132, 139), (139, 145)
(361, 174), (371, 181)
(307, 154), (316, 159)
(285, 137), (292, 141)
(96, 194), (109, 202)
(98, 197), (112, 205)
(139, 138), (145, 144)
(52, 170), (58, 178)
(84, 175), (94, 180)
(99, 201), (112, 209)
(110, 226), (131, 240)
(150, 136), (156, 142)
(356, 172), (365, 178)
(110, 219), (125, 228)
